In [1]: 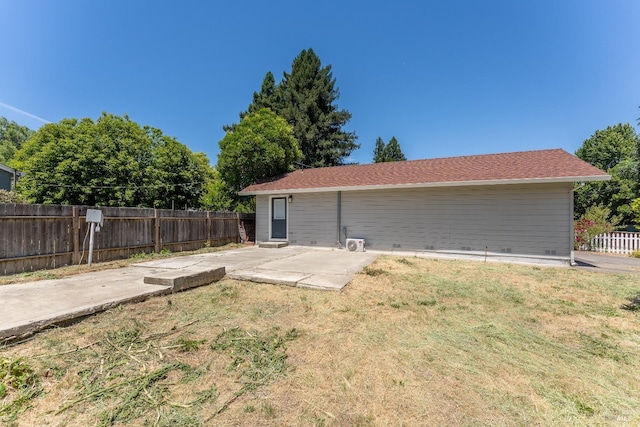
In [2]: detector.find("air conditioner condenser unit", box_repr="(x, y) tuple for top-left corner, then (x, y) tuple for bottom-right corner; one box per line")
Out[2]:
(346, 238), (365, 252)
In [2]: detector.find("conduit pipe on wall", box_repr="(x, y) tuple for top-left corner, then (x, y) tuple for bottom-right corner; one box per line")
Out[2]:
(569, 182), (585, 266)
(337, 191), (342, 248)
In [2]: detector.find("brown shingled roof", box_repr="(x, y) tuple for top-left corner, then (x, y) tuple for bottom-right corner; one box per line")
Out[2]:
(240, 148), (609, 195)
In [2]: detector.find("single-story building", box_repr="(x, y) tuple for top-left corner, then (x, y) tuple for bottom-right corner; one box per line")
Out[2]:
(0, 163), (21, 191)
(240, 149), (610, 265)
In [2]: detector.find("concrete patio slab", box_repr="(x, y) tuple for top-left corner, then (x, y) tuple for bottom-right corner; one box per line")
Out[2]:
(257, 250), (378, 276)
(0, 267), (172, 341)
(228, 269), (311, 287)
(297, 274), (352, 291)
(133, 246), (312, 273)
(1, 246), (379, 341)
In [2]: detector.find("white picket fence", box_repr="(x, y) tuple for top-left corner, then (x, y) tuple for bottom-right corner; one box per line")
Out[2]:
(589, 232), (640, 255)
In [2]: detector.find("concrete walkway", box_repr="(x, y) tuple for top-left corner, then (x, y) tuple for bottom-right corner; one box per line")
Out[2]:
(574, 251), (640, 274)
(0, 247), (377, 341)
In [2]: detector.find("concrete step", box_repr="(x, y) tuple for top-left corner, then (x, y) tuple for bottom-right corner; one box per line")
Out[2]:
(258, 241), (288, 248)
(144, 267), (226, 291)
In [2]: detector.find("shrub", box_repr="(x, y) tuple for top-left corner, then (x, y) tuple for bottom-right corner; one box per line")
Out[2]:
(574, 205), (617, 250)
(0, 189), (25, 204)
(632, 197), (640, 227)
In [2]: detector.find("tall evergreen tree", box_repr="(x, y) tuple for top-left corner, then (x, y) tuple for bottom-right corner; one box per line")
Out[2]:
(383, 136), (406, 162)
(280, 48), (358, 167)
(224, 49), (359, 168)
(223, 72), (281, 132)
(373, 136), (407, 163)
(247, 71), (280, 115)
(373, 137), (386, 163)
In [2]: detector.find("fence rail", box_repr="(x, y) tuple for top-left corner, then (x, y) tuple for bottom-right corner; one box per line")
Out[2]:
(589, 232), (640, 255)
(0, 203), (255, 275)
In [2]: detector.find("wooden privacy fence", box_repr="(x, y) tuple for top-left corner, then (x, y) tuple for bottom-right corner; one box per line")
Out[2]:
(0, 204), (255, 275)
(589, 232), (640, 255)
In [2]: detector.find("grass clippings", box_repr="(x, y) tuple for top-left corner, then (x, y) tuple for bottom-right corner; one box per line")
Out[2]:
(1, 254), (640, 425)
(0, 357), (42, 421)
(621, 292), (640, 311)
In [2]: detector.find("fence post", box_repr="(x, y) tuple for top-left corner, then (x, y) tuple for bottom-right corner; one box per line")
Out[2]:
(72, 207), (80, 264)
(154, 209), (161, 253)
(206, 211), (212, 245)
(236, 212), (241, 244)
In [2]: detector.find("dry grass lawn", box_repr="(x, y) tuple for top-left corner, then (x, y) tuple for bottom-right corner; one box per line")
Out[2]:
(1, 254), (639, 426)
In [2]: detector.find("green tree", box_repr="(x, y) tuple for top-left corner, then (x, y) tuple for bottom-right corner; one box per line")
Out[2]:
(383, 136), (406, 162)
(224, 72), (282, 133)
(217, 108), (301, 209)
(200, 168), (234, 212)
(0, 117), (34, 164)
(226, 49), (359, 167)
(631, 197), (640, 226)
(247, 71), (281, 115)
(373, 136), (407, 163)
(373, 137), (385, 163)
(280, 48), (358, 167)
(147, 128), (212, 209)
(576, 123), (637, 170)
(574, 123), (640, 224)
(13, 113), (211, 208)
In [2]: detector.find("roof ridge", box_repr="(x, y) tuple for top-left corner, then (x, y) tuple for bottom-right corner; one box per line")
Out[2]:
(293, 148), (568, 171)
(241, 148), (608, 195)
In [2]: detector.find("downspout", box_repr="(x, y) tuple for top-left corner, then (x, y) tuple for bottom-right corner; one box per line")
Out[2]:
(569, 182), (584, 266)
(337, 191), (342, 248)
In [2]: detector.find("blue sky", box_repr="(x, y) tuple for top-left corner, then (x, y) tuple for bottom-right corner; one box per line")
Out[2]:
(1, 0), (639, 165)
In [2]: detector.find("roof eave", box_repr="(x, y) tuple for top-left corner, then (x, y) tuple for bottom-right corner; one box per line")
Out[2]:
(0, 163), (17, 174)
(239, 175), (611, 196)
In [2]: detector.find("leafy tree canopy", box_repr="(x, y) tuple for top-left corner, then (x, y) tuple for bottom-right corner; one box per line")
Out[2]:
(576, 123), (638, 170)
(373, 136), (407, 163)
(0, 116), (34, 165)
(13, 113), (212, 208)
(226, 48), (359, 167)
(574, 123), (640, 224)
(200, 168), (234, 212)
(217, 108), (301, 210)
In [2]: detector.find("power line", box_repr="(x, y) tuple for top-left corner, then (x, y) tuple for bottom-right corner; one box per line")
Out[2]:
(27, 181), (205, 190)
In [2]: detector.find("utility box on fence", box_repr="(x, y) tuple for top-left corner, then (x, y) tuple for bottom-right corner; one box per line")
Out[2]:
(85, 209), (104, 266)
(86, 209), (104, 227)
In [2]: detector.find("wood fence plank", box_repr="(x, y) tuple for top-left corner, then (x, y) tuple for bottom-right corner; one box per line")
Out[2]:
(0, 204), (255, 275)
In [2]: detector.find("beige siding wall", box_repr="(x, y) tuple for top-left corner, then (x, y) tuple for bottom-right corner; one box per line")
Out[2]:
(256, 195), (269, 242)
(341, 183), (571, 257)
(255, 183), (572, 258)
(288, 192), (338, 246)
